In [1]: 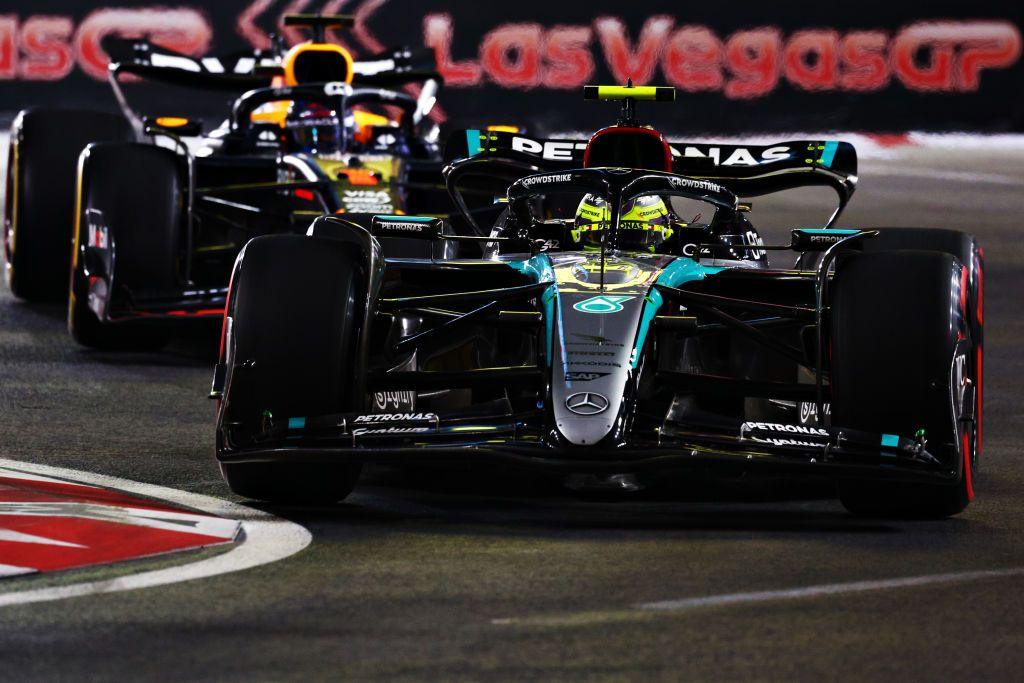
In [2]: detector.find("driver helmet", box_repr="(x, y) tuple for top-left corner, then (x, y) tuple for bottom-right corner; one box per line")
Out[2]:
(571, 193), (672, 251)
(283, 101), (343, 156)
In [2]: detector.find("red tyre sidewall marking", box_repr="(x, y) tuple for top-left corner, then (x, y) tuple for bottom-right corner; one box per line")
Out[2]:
(975, 248), (984, 461)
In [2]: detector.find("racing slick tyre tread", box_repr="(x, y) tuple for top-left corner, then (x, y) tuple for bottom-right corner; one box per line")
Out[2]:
(218, 234), (368, 503)
(4, 108), (130, 301)
(832, 250), (977, 518)
(69, 143), (182, 350)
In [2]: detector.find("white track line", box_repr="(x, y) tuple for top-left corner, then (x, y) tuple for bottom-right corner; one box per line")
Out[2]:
(494, 566), (1024, 626)
(0, 458), (311, 608)
(639, 566), (1024, 611)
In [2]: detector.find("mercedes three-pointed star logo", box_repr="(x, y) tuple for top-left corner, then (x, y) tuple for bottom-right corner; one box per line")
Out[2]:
(565, 392), (610, 416)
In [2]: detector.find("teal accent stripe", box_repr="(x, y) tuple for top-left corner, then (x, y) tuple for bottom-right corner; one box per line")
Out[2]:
(819, 141), (839, 168)
(880, 433), (899, 448)
(288, 417), (306, 430)
(506, 254), (556, 364)
(797, 228), (859, 235)
(374, 215), (435, 222)
(465, 129), (482, 157)
(631, 259), (721, 368)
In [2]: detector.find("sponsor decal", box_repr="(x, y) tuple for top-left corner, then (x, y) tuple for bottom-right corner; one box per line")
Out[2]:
(668, 176), (724, 193)
(512, 137), (588, 160)
(565, 371), (611, 381)
(521, 172), (573, 187)
(573, 295), (632, 314)
(375, 220), (431, 233)
(741, 421), (829, 437)
(750, 436), (825, 448)
(353, 412), (437, 423)
(373, 390), (416, 412)
(565, 392), (610, 416)
(342, 190), (394, 214)
(674, 145), (793, 166)
(352, 426), (431, 436)
(567, 361), (620, 367)
(799, 401), (831, 424)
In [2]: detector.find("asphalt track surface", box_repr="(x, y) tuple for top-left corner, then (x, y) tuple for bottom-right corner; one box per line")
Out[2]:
(0, 142), (1022, 681)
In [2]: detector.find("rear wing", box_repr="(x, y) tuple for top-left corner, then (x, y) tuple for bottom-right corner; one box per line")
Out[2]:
(104, 36), (441, 91)
(104, 35), (442, 138)
(444, 130), (858, 225)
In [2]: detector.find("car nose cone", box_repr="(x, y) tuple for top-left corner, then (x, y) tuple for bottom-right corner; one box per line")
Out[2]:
(565, 392), (610, 416)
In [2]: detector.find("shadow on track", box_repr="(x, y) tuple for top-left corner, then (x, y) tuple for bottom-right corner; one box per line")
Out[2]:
(250, 464), (935, 536)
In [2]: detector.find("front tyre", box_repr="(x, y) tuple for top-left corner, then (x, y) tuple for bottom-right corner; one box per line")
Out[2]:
(831, 250), (978, 518)
(217, 234), (372, 504)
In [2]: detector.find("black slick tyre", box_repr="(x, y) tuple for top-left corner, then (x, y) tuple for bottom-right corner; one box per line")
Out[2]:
(4, 109), (129, 301)
(218, 234), (370, 503)
(831, 250), (977, 518)
(69, 143), (181, 350)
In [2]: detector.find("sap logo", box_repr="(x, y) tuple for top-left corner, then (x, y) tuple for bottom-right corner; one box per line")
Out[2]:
(565, 371), (610, 381)
(511, 137), (587, 161)
(672, 146), (793, 166)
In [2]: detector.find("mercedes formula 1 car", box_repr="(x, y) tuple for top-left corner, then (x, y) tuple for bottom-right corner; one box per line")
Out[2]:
(213, 85), (984, 518)
(4, 14), (450, 348)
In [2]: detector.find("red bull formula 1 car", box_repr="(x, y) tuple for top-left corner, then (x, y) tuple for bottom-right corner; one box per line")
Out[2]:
(213, 85), (984, 518)
(4, 14), (449, 348)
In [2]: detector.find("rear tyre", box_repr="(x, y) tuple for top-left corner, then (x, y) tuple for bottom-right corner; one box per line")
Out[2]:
(69, 143), (181, 350)
(831, 250), (977, 518)
(217, 235), (370, 503)
(4, 109), (130, 301)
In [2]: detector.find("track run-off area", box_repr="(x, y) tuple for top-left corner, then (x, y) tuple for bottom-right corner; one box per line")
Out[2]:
(0, 136), (1022, 680)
